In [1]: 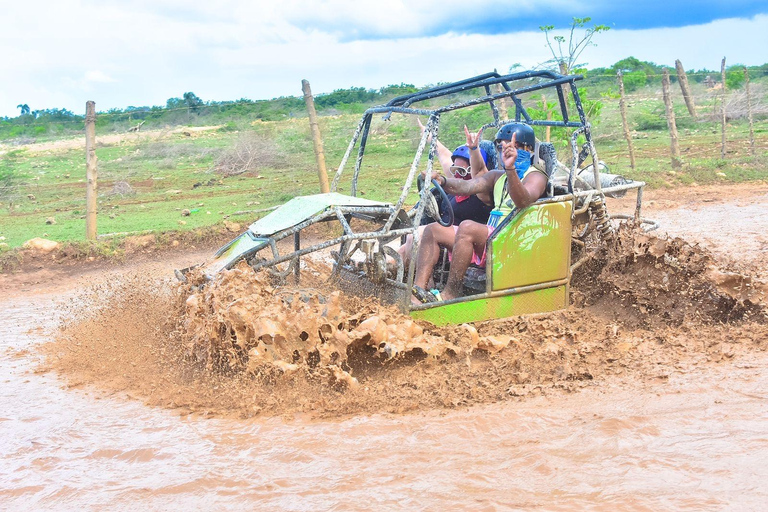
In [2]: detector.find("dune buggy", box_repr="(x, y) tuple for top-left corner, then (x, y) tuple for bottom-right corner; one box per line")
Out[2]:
(180, 70), (657, 325)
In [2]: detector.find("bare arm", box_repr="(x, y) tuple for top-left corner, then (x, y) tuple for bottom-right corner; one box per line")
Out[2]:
(419, 118), (453, 173)
(464, 125), (488, 178)
(434, 170), (502, 197)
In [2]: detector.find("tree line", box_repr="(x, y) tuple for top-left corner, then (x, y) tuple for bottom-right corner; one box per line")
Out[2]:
(1, 60), (766, 141)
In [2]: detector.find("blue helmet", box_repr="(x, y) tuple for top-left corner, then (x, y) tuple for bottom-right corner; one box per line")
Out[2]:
(451, 145), (471, 163)
(452, 145), (490, 166)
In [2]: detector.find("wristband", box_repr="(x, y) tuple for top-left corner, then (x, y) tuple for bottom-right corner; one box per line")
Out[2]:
(468, 146), (478, 150)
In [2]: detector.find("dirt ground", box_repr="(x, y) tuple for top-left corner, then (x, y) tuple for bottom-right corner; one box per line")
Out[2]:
(0, 125), (223, 155)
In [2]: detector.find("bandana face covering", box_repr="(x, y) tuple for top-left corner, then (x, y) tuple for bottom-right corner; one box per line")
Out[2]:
(514, 149), (532, 178)
(495, 143), (533, 179)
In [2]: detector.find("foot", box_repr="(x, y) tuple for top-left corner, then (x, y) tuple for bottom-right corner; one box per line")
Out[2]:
(411, 285), (437, 304)
(441, 285), (461, 302)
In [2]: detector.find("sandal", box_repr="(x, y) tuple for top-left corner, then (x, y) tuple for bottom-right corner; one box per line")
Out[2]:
(412, 285), (438, 303)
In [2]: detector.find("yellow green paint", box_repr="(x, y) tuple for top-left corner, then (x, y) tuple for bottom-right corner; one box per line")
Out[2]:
(410, 285), (568, 326)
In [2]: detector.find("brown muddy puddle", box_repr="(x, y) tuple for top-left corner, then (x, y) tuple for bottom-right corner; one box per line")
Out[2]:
(3, 193), (768, 509)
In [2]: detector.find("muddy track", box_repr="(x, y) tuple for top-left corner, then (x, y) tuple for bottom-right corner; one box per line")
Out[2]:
(4, 185), (768, 510)
(40, 194), (768, 419)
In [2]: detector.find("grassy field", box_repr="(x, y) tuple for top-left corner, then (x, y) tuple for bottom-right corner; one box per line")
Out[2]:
(1, 80), (766, 251)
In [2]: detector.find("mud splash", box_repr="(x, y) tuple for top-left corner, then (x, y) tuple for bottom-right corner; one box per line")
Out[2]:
(46, 227), (768, 418)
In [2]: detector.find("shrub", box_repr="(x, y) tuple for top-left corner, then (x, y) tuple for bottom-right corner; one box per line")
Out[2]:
(215, 132), (289, 177)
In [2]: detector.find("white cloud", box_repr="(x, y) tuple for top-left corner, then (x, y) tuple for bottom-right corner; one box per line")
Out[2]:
(0, 1), (766, 117)
(84, 71), (117, 83)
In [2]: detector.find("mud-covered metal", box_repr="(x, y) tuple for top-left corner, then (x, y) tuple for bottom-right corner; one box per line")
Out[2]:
(192, 68), (657, 324)
(410, 285), (568, 326)
(487, 200), (573, 292)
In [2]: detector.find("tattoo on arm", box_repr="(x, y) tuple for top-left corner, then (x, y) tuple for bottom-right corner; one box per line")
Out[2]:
(443, 171), (499, 196)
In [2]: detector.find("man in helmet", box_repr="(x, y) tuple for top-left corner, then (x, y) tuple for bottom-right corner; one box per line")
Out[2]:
(411, 122), (550, 304)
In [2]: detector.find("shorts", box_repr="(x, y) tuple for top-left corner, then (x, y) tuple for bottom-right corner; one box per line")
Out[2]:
(448, 225), (494, 267)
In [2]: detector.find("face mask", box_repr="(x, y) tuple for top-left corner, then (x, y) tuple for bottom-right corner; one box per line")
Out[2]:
(514, 149), (532, 178)
(497, 145), (532, 179)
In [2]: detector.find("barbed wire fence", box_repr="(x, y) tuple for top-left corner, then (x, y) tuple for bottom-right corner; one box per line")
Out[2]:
(2, 62), (766, 185)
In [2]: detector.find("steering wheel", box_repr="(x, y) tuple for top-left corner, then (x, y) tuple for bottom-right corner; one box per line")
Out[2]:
(417, 174), (454, 227)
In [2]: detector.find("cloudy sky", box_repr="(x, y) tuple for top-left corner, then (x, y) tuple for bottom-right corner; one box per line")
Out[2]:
(1, 0), (767, 118)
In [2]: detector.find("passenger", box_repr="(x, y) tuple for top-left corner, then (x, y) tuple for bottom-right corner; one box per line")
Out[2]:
(396, 122), (495, 270)
(411, 122), (549, 304)
(417, 118), (495, 224)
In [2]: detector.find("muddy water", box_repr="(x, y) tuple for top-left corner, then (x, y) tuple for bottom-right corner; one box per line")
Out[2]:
(2, 291), (768, 509)
(613, 189), (768, 275)
(4, 193), (768, 510)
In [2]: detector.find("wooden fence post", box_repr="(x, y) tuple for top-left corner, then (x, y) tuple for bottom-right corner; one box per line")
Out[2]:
(541, 94), (551, 142)
(85, 101), (98, 240)
(617, 71), (636, 171)
(495, 83), (509, 120)
(675, 59), (697, 120)
(661, 69), (682, 168)
(720, 57), (727, 159)
(301, 79), (330, 193)
(744, 66), (755, 156)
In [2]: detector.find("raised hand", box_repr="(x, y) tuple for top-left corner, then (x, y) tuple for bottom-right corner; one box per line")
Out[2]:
(501, 133), (518, 171)
(464, 125), (484, 149)
(417, 118), (433, 143)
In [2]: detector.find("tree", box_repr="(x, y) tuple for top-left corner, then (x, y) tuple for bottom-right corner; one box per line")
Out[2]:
(183, 91), (204, 116)
(16, 104), (30, 116)
(539, 17), (610, 74)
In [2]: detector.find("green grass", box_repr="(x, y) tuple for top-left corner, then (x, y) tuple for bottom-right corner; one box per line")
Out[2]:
(1, 81), (767, 250)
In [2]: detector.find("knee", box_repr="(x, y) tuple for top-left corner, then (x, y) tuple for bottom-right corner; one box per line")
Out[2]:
(421, 224), (435, 242)
(455, 220), (480, 243)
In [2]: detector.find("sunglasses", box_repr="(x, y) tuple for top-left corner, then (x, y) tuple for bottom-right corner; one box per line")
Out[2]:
(450, 164), (471, 178)
(494, 140), (530, 151)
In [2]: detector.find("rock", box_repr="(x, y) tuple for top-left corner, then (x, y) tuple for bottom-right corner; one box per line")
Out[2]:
(124, 234), (155, 251)
(45, 217), (56, 225)
(23, 238), (59, 253)
(178, 220), (187, 226)
(172, 240), (180, 247)
(0, 242), (9, 251)
(181, 209), (191, 216)
(224, 221), (241, 233)
(27, 194), (36, 200)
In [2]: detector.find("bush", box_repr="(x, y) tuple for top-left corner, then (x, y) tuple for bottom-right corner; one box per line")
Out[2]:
(725, 69), (745, 90)
(634, 111), (667, 131)
(622, 70), (647, 92)
(215, 132), (289, 177)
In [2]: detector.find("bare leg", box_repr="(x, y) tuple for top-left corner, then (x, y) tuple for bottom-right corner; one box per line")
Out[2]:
(411, 224), (456, 304)
(442, 220), (489, 301)
(396, 225), (426, 270)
